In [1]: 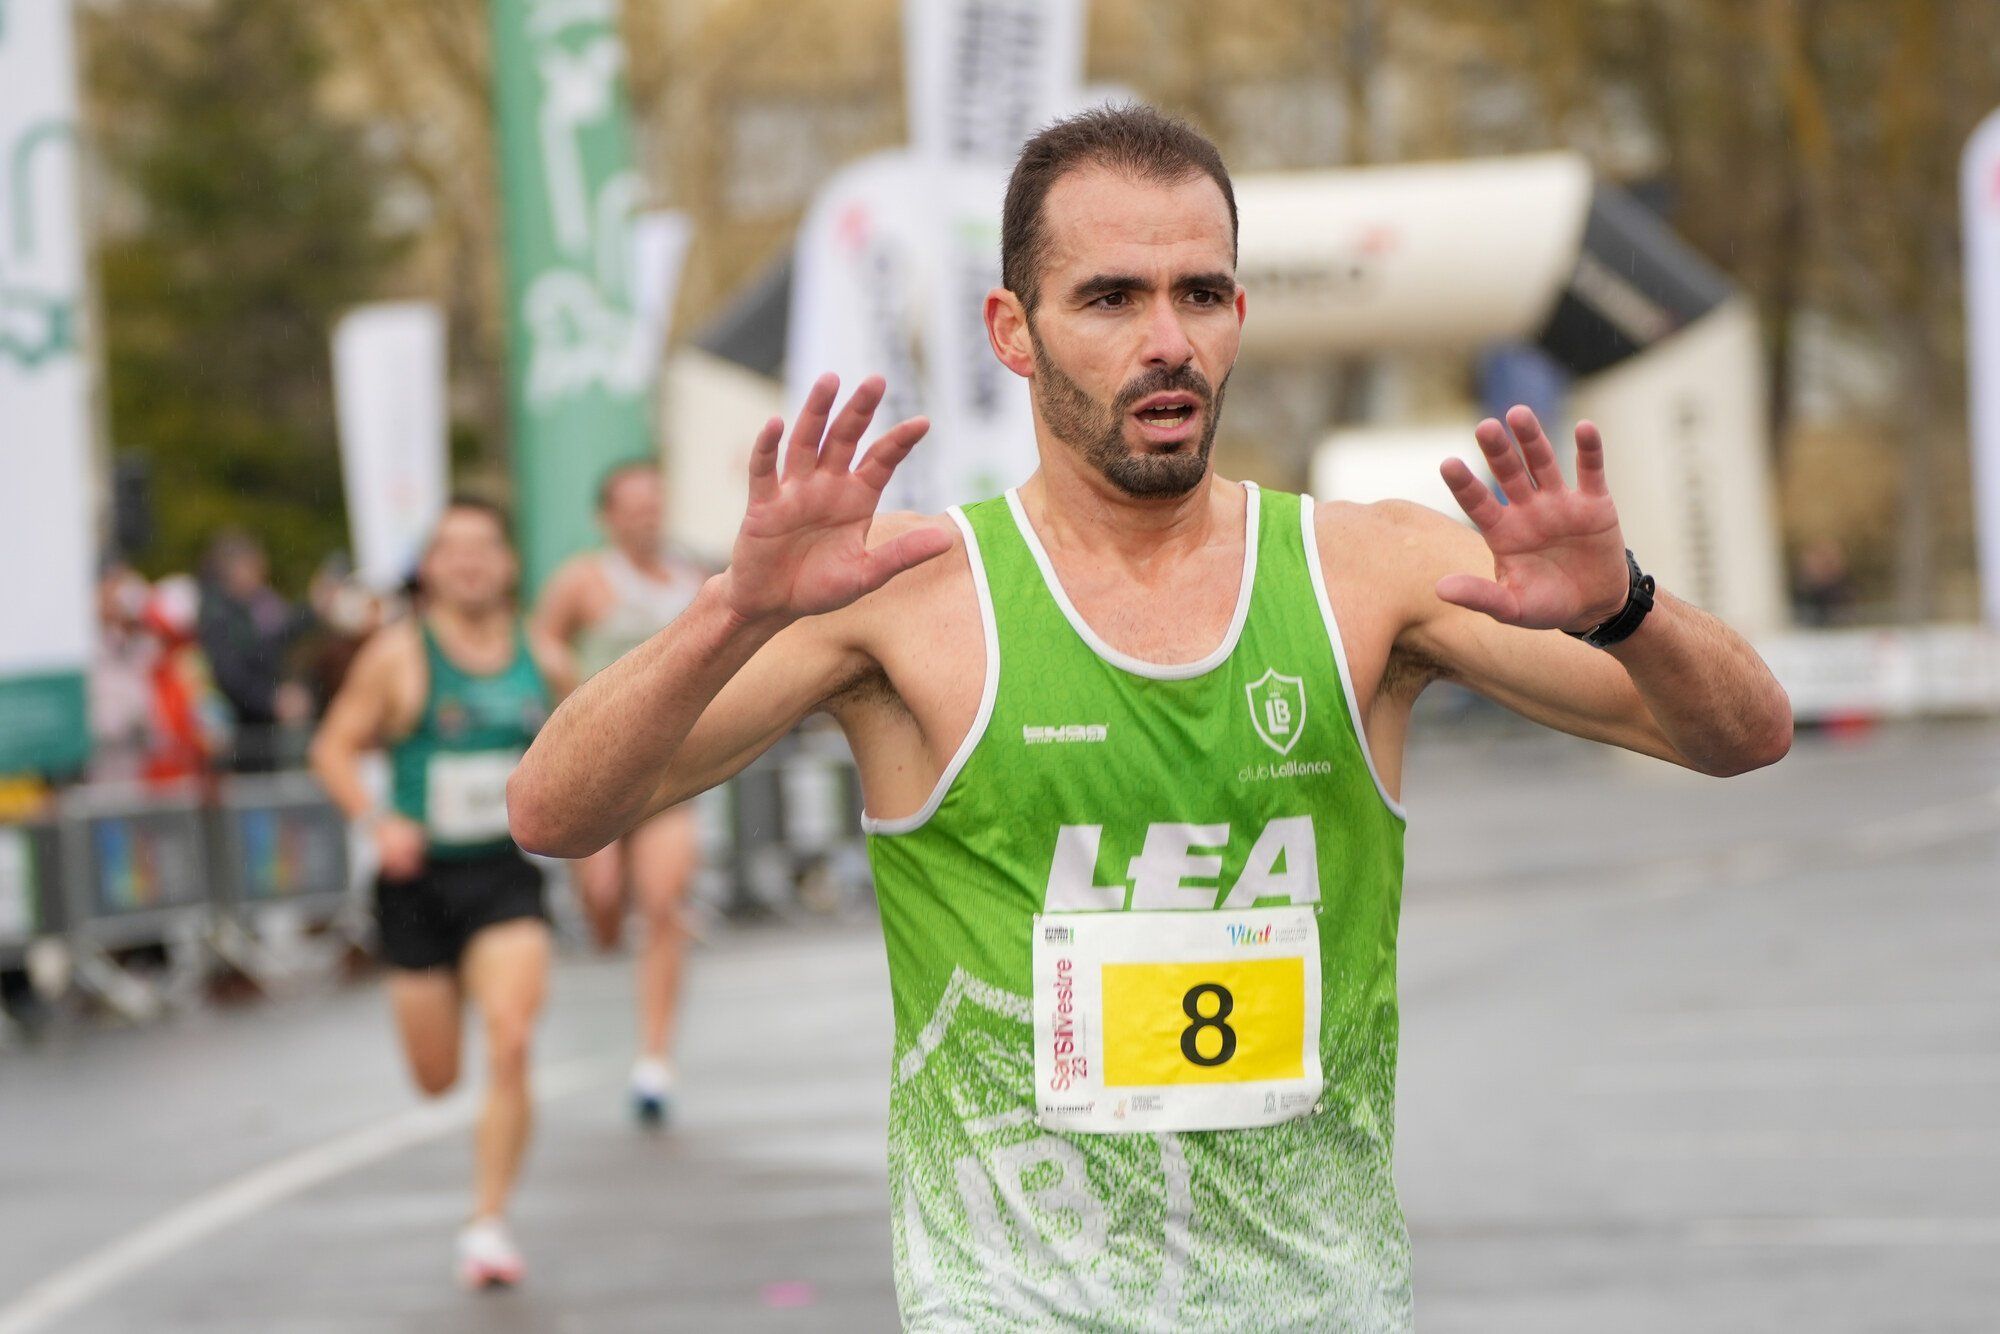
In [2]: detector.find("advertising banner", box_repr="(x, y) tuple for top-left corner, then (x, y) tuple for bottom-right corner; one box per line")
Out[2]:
(903, 0), (1087, 168)
(785, 1), (1085, 512)
(904, 0), (1086, 508)
(0, 0), (94, 775)
(785, 152), (934, 510)
(1962, 108), (2000, 627)
(332, 303), (448, 592)
(490, 0), (652, 594)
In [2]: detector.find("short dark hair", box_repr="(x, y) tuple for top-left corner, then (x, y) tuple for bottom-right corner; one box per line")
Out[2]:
(596, 458), (657, 511)
(1001, 103), (1238, 312)
(436, 494), (512, 540)
(409, 496), (513, 599)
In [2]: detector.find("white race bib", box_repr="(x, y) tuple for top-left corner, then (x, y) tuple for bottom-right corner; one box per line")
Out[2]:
(426, 749), (520, 844)
(1031, 906), (1324, 1134)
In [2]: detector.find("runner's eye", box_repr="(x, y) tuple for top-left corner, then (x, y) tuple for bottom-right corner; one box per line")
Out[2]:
(1090, 291), (1129, 310)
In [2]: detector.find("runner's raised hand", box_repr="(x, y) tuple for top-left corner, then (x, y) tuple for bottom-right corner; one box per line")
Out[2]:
(718, 373), (953, 624)
(1435, 406), (1632, 633)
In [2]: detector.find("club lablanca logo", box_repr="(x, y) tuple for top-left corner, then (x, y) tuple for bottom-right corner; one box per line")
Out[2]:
(1245, 668), (1306, 756)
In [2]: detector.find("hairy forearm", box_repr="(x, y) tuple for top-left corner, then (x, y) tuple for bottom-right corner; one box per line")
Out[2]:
(508, 576), (785, 857)
(1608, 591), (1792, 776)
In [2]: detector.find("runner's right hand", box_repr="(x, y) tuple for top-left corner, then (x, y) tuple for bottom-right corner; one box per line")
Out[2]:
(374, 814), (427, 880)
(717, 374), (953, 625)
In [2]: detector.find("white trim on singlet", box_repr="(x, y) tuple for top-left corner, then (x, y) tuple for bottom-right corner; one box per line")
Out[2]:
(1002, 482), (1261, 682)
(1299, 494), (1409, 823)
(861, 507), (999, 836)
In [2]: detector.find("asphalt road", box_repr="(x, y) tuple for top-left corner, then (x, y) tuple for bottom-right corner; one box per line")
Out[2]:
(2, 719), (1997, 1332)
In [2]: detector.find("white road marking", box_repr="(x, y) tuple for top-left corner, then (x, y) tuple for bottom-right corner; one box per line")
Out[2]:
(0, 1058), (608, 1334)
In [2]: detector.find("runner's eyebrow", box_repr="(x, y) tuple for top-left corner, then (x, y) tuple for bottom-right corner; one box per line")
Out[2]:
(1068, 272), (1238, 303)
(1069, 273), (1149, 303)
(1174, 271), (1237, 294)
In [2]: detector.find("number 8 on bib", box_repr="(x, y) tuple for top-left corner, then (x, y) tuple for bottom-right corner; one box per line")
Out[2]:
(1032, 906), (1324, 1133)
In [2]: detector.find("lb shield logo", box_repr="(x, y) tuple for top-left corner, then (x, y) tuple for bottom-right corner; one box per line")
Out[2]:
(1245, 669), (1306, 756)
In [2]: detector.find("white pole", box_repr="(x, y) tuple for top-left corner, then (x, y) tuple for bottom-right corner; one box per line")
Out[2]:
(1960, 108), (2000, 628)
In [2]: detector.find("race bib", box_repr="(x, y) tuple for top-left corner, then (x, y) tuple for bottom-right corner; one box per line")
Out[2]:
(1031, 906), (1323, 1134)
(425, 749), (520, 844)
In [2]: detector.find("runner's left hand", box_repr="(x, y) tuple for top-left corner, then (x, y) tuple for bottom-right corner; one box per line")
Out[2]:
(1435, 407), (1632, 633)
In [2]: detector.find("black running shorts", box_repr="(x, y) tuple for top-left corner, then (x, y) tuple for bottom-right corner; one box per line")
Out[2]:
(373, 844), (547, 972)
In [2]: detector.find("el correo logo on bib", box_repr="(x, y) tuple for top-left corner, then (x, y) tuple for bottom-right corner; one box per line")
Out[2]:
(1246, 669), (1306, 756)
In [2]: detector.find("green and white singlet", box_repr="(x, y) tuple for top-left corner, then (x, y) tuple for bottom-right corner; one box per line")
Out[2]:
(389, 620), (551, 860)
(864, 484), (1411, 1332)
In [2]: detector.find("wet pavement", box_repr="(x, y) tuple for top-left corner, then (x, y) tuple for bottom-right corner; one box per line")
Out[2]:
(3, 720), (1997, 1332)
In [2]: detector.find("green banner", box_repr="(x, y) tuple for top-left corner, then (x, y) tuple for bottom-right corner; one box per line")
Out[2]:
(489, 0), (652, 594)
(0, 674), (88, 777)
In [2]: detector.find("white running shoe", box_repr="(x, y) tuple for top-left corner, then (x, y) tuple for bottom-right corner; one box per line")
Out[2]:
(630, 1056), (675, 1129)
(456, 1217), (524, 1290)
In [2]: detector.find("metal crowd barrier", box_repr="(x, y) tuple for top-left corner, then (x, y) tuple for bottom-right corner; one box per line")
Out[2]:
(55, 780), (216, 1019)
(0, 738), (875, 1030)
(0, 818), (62, 1042)
(0, 776), (359, 1023)
(207, 771), (360, 991)
(0, 817), (61, 966)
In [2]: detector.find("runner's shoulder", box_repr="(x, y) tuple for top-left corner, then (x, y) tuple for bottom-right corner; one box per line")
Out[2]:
(866, 511), (969, 584)
(346, 617), (426, 691)
(847, 509), (973, 629)
(1313, 495), (1485, 578)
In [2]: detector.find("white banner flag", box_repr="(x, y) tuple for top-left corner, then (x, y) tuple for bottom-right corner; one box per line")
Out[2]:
(1962, 108), (2000, 628)
(902, 0), (1085, 508)
(903, 0), (1087, 168)
(785, 152), (934, 510)
(0, 0), (95, 774)
(332, 304), (448, 591)
(785, 3), (1085, 512)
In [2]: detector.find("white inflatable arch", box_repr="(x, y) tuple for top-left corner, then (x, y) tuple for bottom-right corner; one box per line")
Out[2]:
(1234, 153), (1785, 632)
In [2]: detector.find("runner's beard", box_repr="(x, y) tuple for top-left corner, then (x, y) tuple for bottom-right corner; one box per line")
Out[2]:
(1030, 331), (1228, 498)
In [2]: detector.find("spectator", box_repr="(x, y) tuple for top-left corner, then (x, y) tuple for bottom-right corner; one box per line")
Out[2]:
(140, 574), (224, 784)
(89, 558), (156, 779)
(196, 530), (313, 771)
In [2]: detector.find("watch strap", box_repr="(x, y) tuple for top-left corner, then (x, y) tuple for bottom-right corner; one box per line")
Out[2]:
(1564, 549), (1656, 649)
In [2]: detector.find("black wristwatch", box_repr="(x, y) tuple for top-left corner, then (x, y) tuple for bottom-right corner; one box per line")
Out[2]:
(1564, 549), (1656, 649)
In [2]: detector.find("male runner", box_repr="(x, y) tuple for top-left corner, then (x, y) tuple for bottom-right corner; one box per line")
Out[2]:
(534, 462), (704, 1125)
(311, 498), (574, 1290)
(510, 106), (1792, 1329)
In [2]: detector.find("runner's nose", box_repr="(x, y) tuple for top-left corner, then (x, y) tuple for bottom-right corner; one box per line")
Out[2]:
(1139, 296), (1195, 372)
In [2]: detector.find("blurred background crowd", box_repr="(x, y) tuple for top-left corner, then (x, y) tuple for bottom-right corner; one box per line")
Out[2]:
(86, 539), (384, 785)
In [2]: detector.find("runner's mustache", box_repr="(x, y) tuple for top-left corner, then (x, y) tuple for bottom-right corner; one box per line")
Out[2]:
(1114, 368), (1213, 413)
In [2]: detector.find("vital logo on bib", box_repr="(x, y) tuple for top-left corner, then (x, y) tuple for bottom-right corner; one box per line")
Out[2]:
(1245, 669), (1306, 756)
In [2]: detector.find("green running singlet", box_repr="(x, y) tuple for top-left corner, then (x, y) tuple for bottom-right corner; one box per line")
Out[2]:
(864, 484), (1411, 1332)
(389, 619), (551, 861)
